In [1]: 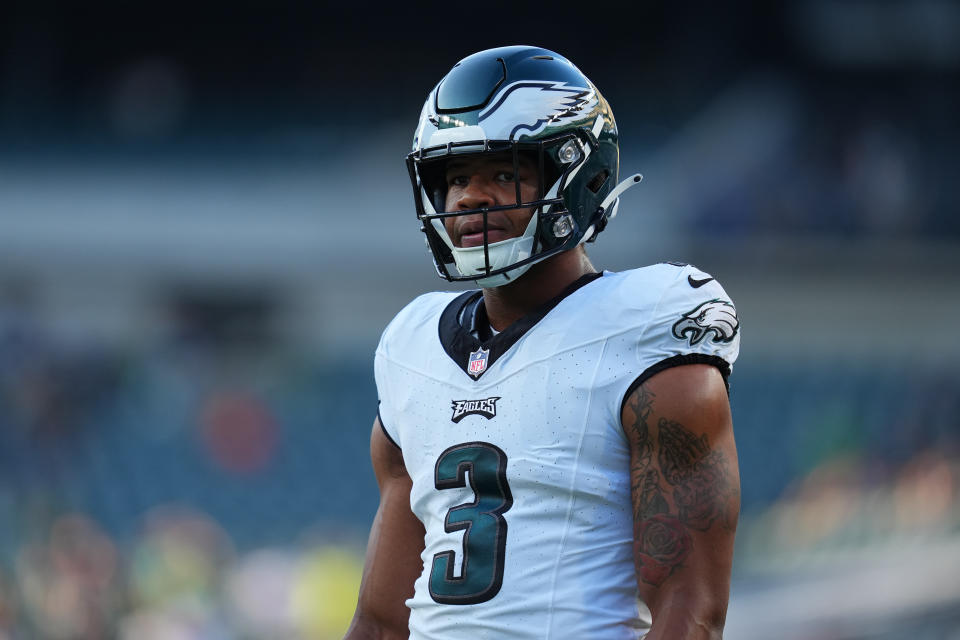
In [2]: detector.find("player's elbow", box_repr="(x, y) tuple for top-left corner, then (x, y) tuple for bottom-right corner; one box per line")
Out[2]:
(646, 587), (729, 640)
(692, 605), (727, 639)
(344, 611), (408, 640)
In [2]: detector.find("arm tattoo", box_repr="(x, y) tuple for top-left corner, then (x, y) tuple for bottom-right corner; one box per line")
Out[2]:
(627, 385), (654, 474)
(638, 470), (670, 521)
(658, 417), (733, 531)
(627, 384), (735, 587)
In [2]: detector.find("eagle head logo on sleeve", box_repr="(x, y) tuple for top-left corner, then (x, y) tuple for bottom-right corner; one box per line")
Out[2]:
(671, 299), (740, 347)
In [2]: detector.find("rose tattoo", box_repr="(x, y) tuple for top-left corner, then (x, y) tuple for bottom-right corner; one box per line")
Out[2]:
(633, 514), (692, 586)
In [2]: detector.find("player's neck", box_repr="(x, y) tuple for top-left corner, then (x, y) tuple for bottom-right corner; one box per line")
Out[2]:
(481, 248), (596, 333)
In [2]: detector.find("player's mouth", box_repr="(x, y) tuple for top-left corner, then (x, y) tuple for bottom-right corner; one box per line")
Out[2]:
(456, 219), (512, 247)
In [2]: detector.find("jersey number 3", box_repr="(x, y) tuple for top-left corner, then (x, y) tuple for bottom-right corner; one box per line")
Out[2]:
(429, 442), (513, 605)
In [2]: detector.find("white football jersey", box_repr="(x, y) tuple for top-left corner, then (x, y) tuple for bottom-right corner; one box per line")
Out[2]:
(375, 264), (740, 640)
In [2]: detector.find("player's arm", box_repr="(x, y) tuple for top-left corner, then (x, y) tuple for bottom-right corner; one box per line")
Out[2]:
(344, 416), (425, 640)
(621, 364), (739, 640)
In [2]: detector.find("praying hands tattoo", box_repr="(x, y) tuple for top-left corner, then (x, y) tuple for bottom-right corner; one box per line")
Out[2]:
(627, 385), (736, 586)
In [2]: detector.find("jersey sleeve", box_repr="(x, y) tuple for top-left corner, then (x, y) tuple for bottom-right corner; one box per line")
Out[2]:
(374, 315), (404, 450)
(631, 264), (741, 394)
(374, 343), (402, 449)
(372, 291), (457, 451)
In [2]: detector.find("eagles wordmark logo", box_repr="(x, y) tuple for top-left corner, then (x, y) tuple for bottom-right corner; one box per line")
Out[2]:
(672, 299), (739, 346)
(451, 397), (500, 423)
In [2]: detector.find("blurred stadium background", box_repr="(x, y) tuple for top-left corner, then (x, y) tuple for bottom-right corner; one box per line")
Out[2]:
(1, 1), (959, 638)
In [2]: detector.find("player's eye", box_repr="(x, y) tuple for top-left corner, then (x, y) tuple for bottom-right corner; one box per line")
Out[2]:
(447, 175), (469, 187)
(496, 171), (516, 183)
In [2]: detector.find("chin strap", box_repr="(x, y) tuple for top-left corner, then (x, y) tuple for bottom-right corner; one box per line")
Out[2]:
(584, 173), (643, 241)
(598, 173), (643, 221)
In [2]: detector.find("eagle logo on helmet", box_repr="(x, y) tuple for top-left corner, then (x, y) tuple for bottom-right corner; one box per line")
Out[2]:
(672, 299), (739, 346)
(478, 81), (598, 140)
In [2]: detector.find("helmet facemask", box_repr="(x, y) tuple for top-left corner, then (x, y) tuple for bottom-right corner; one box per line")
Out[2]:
(407, 133), (593, 287)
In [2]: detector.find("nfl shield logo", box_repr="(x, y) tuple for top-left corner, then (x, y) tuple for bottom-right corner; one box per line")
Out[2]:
(467, 347), (489, 378)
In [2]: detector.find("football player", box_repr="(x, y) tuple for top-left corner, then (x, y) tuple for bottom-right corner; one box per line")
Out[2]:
(345, 46), (740, 640)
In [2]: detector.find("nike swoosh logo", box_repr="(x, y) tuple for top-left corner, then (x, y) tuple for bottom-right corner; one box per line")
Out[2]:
(688, 275), (715, 288)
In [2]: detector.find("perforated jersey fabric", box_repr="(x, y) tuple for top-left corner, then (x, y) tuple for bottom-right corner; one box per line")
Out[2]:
(375, 263), (740, 639)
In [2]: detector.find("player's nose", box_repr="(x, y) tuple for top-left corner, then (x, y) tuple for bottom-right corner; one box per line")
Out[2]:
(455, 177), (497, 211)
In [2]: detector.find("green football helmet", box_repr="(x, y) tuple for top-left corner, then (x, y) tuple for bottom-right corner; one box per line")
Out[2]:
(406, 45), (641, 287)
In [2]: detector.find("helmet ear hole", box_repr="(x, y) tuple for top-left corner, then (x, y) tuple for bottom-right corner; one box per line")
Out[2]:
(587, 170), (609, 194)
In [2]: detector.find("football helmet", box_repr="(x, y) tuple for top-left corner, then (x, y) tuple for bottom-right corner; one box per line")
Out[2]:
(407, 45), (641, 287)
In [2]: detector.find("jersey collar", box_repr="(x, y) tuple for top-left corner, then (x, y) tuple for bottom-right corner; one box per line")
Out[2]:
(438, 272), (603, 381)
